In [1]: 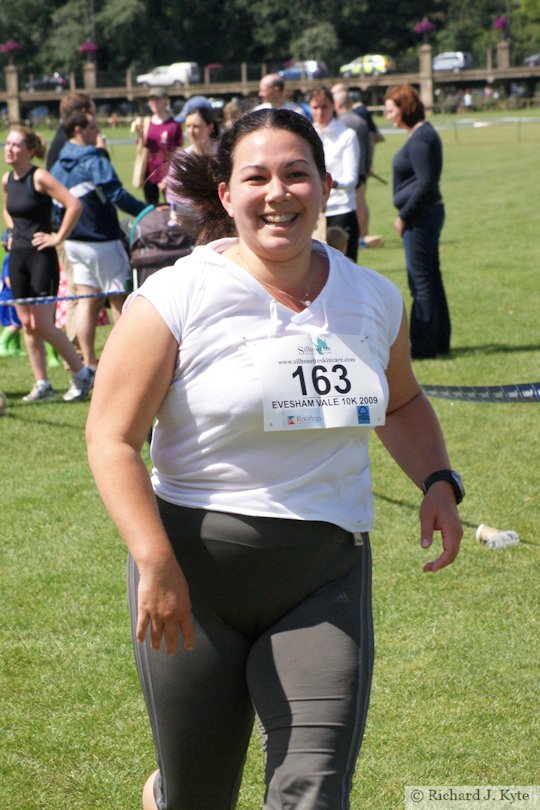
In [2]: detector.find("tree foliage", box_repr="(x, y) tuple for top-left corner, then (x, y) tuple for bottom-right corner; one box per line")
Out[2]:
(0, 0), (537, 79)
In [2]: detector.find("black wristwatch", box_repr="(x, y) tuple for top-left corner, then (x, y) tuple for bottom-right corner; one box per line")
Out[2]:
(422, 469), (465, 505)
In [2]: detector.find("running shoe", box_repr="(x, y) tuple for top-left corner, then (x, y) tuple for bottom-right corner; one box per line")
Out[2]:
(22, 381), (55, 403)
(62, 367), (95, 402)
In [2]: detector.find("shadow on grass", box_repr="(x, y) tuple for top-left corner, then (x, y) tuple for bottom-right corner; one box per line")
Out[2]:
(4, 396), (88, 430)
(451, 343), (540, 357)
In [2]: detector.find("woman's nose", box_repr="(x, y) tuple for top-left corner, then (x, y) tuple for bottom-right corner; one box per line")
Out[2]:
(266, 176), (289, 201)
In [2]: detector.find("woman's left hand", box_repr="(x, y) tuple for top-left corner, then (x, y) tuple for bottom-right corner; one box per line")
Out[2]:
(394, 216), (405, 237)
(419, 483), (463, 572)
(31, 231), (59, 251)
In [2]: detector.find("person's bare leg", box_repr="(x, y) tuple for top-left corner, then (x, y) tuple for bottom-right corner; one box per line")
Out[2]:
(142, 770), (159, 810)
(108, 293), (127, 324)
(25, 303), (84, 373)
(16, 304), (47, 379)
(16, 302), (79, 380)
(74, 285), (105, 368)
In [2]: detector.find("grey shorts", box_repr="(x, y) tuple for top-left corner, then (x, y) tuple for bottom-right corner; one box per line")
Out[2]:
(128, 502), (374, 810)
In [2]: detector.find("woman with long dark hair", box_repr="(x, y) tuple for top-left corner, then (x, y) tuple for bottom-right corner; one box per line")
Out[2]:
(87, 108), (463, 810)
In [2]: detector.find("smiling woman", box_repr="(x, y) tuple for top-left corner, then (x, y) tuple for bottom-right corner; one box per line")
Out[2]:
(86, 107), (464, 810)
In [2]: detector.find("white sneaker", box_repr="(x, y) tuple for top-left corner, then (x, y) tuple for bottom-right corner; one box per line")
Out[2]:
(22, 381), (55, 403)
(62, 367), (95, 402)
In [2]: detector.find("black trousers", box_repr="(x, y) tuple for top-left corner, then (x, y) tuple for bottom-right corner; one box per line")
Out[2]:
(326, 211), (360, 262)
(403, 204), (451, 358)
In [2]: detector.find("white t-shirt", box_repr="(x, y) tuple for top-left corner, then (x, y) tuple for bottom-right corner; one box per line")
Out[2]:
(314, 118), (360, 217)
(133, 238), (403, 532)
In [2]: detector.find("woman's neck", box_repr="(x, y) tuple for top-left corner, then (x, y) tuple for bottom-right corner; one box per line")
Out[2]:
(235, 242), (312, 285)
(11, 159), (33, 179)
(227, 241), (328, 311)
(408, 120), (426, 136)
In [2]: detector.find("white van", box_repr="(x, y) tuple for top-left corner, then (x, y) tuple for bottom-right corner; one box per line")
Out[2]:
(432, 52), (473, 72)
(136, 63), (201, 87)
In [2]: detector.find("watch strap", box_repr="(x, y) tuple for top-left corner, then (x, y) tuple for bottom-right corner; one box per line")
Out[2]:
(422, 469), (464, 504)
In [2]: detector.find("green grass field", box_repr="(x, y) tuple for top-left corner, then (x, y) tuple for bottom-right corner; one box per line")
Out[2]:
(1, 112), (539, 809)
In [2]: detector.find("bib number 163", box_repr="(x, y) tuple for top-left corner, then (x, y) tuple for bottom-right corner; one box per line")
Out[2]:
(291, 364), (352, 396)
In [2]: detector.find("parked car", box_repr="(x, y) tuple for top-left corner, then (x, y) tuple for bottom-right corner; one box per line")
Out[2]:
(136, 62), (201, 87)
(339, 54), (396, 78)
(278, 60), (329, 81)
(26, 72), (68, 92)
(432, 52), (473, 72)
(523, 52), (540, 67)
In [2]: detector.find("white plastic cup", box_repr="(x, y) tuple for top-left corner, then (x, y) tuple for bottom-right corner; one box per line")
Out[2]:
(476, 524), (519, 549)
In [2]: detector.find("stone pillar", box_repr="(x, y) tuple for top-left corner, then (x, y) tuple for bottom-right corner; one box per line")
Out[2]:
(496, 40), (510, 70)
(418, 44), (434, 113)
(83, 60), (97, 90)
(4, 64), (20, 124)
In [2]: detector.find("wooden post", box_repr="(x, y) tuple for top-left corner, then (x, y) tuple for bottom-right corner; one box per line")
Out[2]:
(5, 64), (20, 125)
(418, 44), (434, 113)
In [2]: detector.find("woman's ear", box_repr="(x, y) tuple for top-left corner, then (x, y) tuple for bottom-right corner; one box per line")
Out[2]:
(218, 182), (233, 217)
(321, 172), (333, 207)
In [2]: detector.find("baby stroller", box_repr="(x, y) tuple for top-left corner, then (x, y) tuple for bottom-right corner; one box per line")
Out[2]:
(129, 204), (194, 290)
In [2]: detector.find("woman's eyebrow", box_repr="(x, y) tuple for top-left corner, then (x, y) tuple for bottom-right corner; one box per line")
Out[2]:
(238, 159), (311, 172)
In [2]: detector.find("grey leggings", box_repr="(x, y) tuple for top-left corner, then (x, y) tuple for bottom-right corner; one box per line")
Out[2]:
(127, 501), (374, 810)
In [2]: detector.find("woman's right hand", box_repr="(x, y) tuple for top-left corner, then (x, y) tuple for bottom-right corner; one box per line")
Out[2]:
(136, 558), (195, 655)
(394, 215), (405, 237)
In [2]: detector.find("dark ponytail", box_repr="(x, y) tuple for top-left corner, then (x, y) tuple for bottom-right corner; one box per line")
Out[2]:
(167, 149), (237, 244)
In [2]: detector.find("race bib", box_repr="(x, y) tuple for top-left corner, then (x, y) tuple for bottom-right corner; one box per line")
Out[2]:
(248, 333), (386, 431)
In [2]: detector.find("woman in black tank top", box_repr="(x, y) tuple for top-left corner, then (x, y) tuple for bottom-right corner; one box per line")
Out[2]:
(2, 126), (95, 403)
